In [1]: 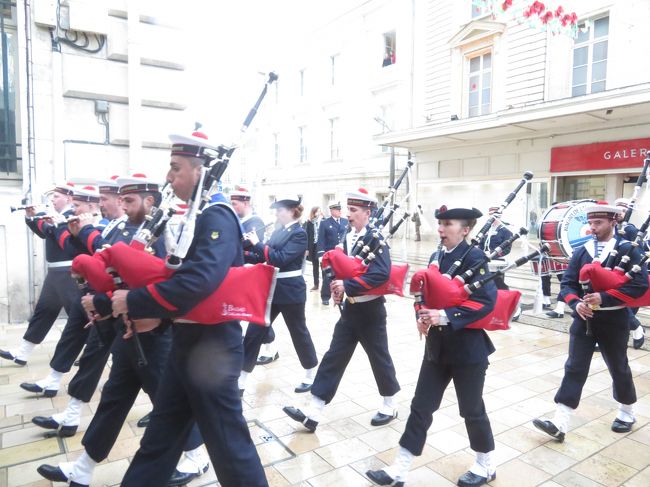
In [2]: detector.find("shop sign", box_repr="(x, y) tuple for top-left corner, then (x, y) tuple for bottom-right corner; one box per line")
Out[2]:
(551, 138), (650, 172)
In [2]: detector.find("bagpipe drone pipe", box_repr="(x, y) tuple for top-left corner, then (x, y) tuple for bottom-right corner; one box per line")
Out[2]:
(410, 243), (549, 331)
(71, 73), (280, 326)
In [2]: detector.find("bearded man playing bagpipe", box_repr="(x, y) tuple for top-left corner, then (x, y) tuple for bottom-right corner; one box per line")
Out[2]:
(108, 132), (267, 487)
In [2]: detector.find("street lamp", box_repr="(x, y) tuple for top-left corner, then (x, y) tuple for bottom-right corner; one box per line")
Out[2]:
(374, 117), (396, 229)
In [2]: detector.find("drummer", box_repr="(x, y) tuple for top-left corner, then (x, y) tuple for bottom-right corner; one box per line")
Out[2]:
(478, 206), (521, 321)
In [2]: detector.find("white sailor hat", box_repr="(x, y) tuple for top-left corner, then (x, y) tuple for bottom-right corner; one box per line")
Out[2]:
(72, 185), (100, 203)
(116, 173), (160, 195)
(270, 194), (302, 209)
(230, 185), (252, 201)
(169, 131), (219, 162)
(614, 197), (631, 209)
(97, 175), (121, 194)
(49, 181), (75, 196)
(585, 202), (619, 219)
(346, 188), (377, 208)
(328, 201), (341, 210)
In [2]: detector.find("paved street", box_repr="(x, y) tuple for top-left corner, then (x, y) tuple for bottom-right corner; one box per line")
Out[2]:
(1, 238), (650, 486)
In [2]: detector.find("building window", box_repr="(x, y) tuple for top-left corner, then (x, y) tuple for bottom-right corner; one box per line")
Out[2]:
(382, 31), (396, 67)
(299, 69), (306, 96)
(471, 1), (483, 18)
(329, 118), (340, 160)
(299, 126), (307, 163)
(1, 0), (19, 177)
(273, 133), (279, 166)
(274, 80), (279, 104)
(330, 54), (338, 86)
(467, 51), (491, 117)
(572, 15), (608, 97)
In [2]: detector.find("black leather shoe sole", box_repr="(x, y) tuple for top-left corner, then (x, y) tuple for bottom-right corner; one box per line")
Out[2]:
(545, 311), (564, 319)
(37, 465), (69, 482)
(32, 416), (60, 430)
(256, 352), (279, 365)
(532, 418), (565, 442)
(282, 406), (318, 432)
(1, 350), (27, 366)
(457, 470), (496, 487)
(20, 382), (57, 397)
(371, 411), (398, 426)
(168, 470), (199, 486)
(137, 412), (151, 428)
(366, 469), (404, 486)
(612, 418), (635, 433)
(633, 335), (645, 350)
(294, 383), (312, 393)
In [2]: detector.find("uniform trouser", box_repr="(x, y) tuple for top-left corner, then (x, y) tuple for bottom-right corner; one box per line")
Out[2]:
(310, 257), (319, 287)
(400, 358), (493, 455)
(629, 308), (641, 331)
(120, 322), (267, 487)
(541, 273), (563, 300)
(49, 297), (90, 373)
(400, 358), (494, 455)
(83, 327), (173, 462)
(555, 312), (636, 409)
(311, 299), (400, 404)
(23, 268), (79, 344)
(321, 270), (332, 301)
(242, 303), (318, 373)
(67, 319), (119, 402)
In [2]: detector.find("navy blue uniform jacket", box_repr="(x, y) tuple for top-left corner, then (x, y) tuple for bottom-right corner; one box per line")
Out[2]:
(478, 224), (513, 257)
(425, 241), (497, 365)
(249, 222), (307, 305)
(26, 208), (77, 262)
(126, 204), (244, 320)
(317, 216), (348, 257)
(342, 228), (390, 297)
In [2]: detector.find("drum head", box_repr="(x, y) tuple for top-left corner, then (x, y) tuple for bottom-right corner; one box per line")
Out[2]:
(539, 200), (595, 259)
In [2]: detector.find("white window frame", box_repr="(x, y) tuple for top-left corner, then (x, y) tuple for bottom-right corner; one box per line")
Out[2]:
(571, 14), (609, 97)
(329, 117), (340, 160)
(299, 126), (307, 163)
(330, 54), (339, 86)
(273, 133), (279, 167)
(465, 48), (492, 118)
(299, 68), (306, 97)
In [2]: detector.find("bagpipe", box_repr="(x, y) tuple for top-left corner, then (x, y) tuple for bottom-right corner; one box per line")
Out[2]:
(71, 73), (280, 327)
(409, 173), (535, 331)
(321, 162), (414, 305)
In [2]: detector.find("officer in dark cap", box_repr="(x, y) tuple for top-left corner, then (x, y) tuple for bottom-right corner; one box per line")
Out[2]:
(367, 206), (498, 487)
(317, 201), (348, 305)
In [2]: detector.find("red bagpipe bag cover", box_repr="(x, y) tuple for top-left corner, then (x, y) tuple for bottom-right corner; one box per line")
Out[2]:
(71, 242), (277, 325)
(321, 247), (408, 297)
(579, 261), (650, 307)
(409, 265), (520, 331)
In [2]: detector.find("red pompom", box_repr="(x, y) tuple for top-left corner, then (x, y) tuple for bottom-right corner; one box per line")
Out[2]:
(358, 187), (368, 194)
(132, 173), (147, 179)
(67, 182), (75, 187)
(192, 131), (208, 140)
(110, 175), (119, 180)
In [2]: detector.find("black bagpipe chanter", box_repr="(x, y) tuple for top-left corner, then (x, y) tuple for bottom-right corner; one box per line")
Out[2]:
(409, 172), (538, 331)
(71, 73), (280, 327)
(321, 161), (414, 302)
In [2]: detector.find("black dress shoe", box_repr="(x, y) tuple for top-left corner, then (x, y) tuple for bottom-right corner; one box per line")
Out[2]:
(32, 416), (78, 437)
(457, 470), (496, 487)
(167, 464), (209, 487)
(545, 311), (564, 319)
(371, 411), (398, 426)
(366, 469), (404, 486)
(532, 418), (565, 442)
(137, 412), (151, 428)
(37, 465), (88, 486)
(612, 417), (635, 433)
(0, 349), (26, 366)
(20, 382), (57, 397)
(633, 326), (645, 349)
(256, 352), (279, 365)
(282, 406), (318, 432)
(294, 382), (312, 393)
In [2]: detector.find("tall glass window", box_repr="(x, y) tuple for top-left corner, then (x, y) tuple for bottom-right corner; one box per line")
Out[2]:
(468, 52), (491, 117)
(1, 0), (19, 176)
(572, 15), (608, 96)
(329, 118), (340, 160)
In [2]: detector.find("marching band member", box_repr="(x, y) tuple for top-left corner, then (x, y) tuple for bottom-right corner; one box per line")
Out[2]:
(20, 185), (104, 398)
(1, 183), (76, 367)
(478, 206), (520, 321)
(231, 185), (279, 365)
(111, 132), (267, 487)
(317, 201), (348, 305)
(533, 203), (647, 442)
(367, 206), (497, 487)
(241, 194), (318, 394)
(283, 188), (401, 431)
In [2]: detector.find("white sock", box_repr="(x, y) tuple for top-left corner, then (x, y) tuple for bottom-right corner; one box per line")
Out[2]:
(51, 397), (83, 426)
(36, 370), (63, 390)
(59, 451), (97, 485)
(383, 446), (414, 482)
(177, 445), (210, 474)
(305, 394), (326, 422)
(632, 325), (644, 340)
(543, 295), (551, 305)
(238, 371), (249, 390)
(378, 395), (397, 416)
(554, 301), (566, 314)
(15, 339), (36, 361)
(552, 402), (573, 433)
(617, 403), (635, 423)
(302, 366), (318, 385)
(469, 450), (494, 477)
